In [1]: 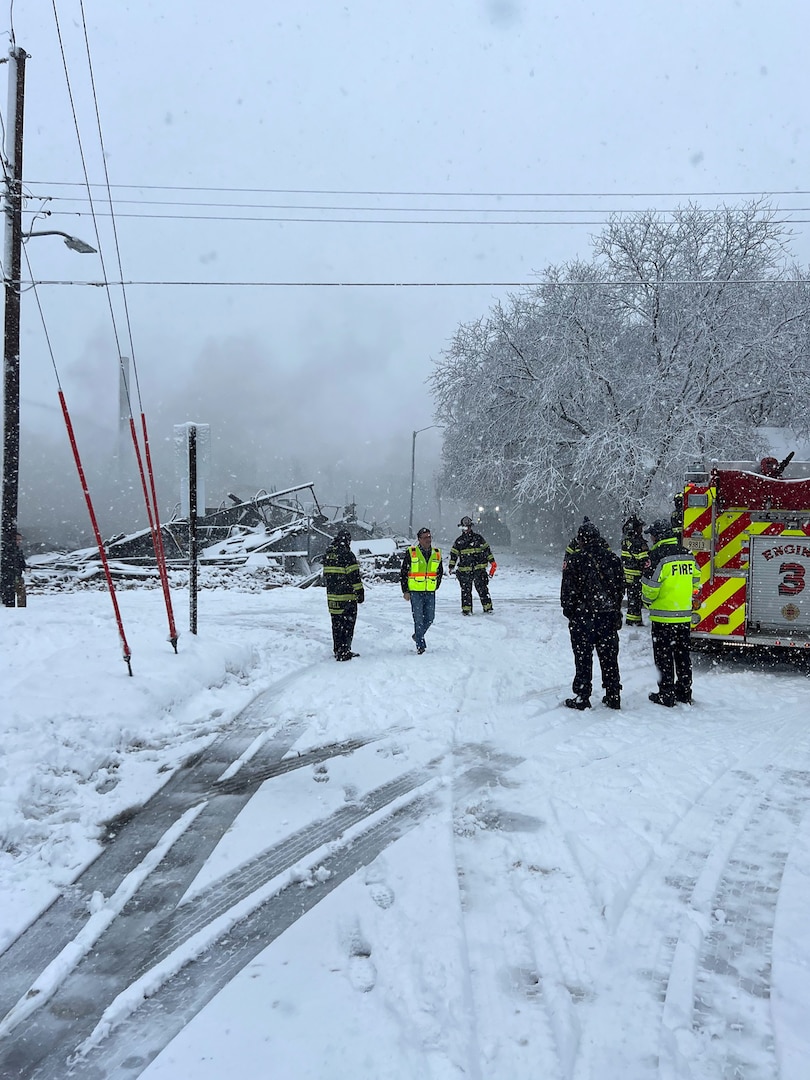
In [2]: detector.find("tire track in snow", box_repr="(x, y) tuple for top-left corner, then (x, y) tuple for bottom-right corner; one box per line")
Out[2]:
(0, 768), (438, 1078)
(0, 677), (383, 1036)
(0, 721), (282, 1023)
(660, 767), (810, 1080)
(0, 747), (519, 1079)
(568, 717), (810, 1080)
(75, 794), (436, 1080)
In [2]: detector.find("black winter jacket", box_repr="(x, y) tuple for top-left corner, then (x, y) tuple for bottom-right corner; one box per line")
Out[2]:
(560, 535), (625, 621)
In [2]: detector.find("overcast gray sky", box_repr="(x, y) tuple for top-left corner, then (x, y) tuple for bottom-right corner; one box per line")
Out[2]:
(4, 0), (810, 532)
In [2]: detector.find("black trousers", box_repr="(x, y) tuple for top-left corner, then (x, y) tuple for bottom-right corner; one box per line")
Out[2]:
(650, 622), (692, 703)
(458, 569), (492, 612)
(330, 605), (357, 659)
(625, 580), (643, 622)
(568, 613), (621, 700)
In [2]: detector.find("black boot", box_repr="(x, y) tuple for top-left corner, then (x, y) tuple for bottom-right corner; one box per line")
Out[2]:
(564, 695), (591, 711)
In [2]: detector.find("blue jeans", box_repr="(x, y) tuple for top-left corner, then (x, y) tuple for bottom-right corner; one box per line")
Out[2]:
(410, 591), (436, 649)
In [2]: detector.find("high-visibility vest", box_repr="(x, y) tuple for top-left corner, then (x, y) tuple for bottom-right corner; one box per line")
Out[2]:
(407, 546), (441, 591)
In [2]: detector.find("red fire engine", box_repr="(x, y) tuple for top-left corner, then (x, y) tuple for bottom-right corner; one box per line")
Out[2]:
(682, 454), (810, 649)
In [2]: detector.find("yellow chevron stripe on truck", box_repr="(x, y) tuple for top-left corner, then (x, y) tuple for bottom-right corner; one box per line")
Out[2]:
(694, 575), (747, 634)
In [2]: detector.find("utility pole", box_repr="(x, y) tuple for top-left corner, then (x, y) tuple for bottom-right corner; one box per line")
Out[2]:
(1, 46), (27, 607)
(188, 424), (198, 635)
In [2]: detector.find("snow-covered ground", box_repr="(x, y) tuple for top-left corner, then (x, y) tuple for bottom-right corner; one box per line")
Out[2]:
(1, 552), (810, 1079)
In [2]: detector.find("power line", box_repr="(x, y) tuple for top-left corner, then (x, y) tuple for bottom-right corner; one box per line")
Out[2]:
(26, 277), (810, 288)
(24, 195), (810, 216)
(76, 0), (144, 412)
(50, 0), (126, 367)
(20, 211), (810, 227)
(20, 180), (810, 199)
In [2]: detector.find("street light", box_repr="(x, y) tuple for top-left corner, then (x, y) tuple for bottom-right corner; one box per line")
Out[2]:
(408, 425), (439, 535)
(25, 229), (97, 255)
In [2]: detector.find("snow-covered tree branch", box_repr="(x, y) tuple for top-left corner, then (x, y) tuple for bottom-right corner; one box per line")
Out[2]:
(431, 202), (810, 538)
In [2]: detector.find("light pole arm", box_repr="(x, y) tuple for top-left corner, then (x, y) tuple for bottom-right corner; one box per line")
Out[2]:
(25, 229), (97, 254)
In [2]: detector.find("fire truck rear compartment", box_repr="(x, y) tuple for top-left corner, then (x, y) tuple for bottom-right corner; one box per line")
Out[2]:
(746, 533), (810, 647)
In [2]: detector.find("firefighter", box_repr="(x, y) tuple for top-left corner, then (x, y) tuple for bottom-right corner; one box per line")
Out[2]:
(13, 531), (27, 608)
(560, 518), (625, 710)
(448, 515), (496, 614)
(670, 492), (684, 543)
(322, 529), (364, 661)
(620, 515), (648, 626)
(641, 520), (700, 706)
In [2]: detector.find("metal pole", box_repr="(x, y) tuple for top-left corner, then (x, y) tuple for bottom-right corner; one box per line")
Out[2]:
(188, 424), (198, 634)
(408, 429), (417, 535)
(1, 47), (26, 608)
(408, 426), (440, 536)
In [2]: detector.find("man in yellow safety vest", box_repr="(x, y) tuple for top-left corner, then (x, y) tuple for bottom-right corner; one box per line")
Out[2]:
(400, 526), (444, 654)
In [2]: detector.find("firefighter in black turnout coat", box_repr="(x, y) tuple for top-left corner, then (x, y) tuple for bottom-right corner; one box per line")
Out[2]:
(448, 516), (496, 614)
(322, 529), (365, 661)
(620, 515), (648, 626)
(560, 518), (625, 710)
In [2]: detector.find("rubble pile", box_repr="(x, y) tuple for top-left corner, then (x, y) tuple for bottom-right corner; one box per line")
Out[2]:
(26, 483), (407, 593)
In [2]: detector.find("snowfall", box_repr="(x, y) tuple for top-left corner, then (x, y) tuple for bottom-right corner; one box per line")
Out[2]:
(1, 549), (810, 1080)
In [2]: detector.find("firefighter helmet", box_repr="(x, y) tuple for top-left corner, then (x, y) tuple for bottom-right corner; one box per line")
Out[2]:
(644, 519), (673, 540)
(459, 516), (473, 527)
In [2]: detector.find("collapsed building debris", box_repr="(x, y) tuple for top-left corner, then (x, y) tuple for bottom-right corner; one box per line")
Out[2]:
(27, 482), (408, 590)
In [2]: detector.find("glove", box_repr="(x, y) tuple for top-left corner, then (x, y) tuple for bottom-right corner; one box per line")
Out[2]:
(489, 560), (497, 578)
(357, 590), (365, 605)
(613, 611), (622, 631)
